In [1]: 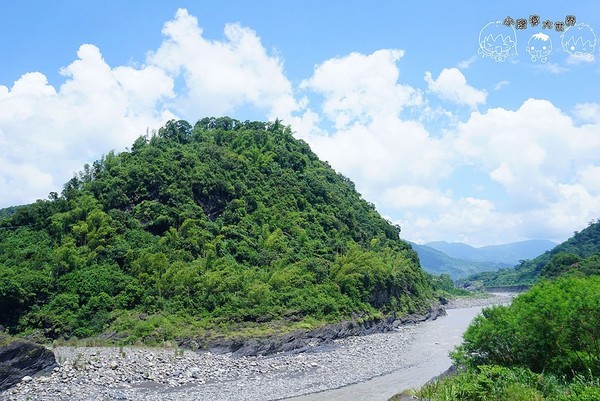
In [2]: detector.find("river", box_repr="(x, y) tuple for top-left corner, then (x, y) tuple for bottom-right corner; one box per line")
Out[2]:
(6, 300), (507, 401)
(282, 306), (485, 401)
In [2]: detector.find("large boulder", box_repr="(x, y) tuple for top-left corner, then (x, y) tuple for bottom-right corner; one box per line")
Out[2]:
(0, 340), (57, 391)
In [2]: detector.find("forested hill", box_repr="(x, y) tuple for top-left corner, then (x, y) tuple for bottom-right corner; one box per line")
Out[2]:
(0, 117), (434, 343)
(467, 219), (600, 286)
(0, 205), (23, 220)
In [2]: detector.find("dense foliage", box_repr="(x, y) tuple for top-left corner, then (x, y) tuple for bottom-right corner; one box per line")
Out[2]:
(409, 275), (600, 401)
(414, 365), (600, 401)
(0, 117), (434, 342)
(466, 220), (600, 286)
(454, 276), (600, 377)
(0, 206), (23, 220)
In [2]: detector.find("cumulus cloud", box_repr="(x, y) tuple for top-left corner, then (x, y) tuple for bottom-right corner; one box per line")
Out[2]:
(455, 99), (600, 200)
(0, 8), (297, 208)
(381, 185), (452, 209)
(573, 102), (600, 123)
(443, 98), (600, 241)
(394, 196), (510, 246)
(0, 45), (175, 206)
(577, 166), (600, 193)
(424, 68), (487, 109)
(307, 119), (451, 190)
(300, 50), (423, 129)
(376, 96), (600, 246)
(296, 49), (451, 209)
(148, 9), (297, 119)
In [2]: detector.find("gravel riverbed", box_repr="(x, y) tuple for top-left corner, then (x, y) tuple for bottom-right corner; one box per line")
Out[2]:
(1, 294), (513, 401)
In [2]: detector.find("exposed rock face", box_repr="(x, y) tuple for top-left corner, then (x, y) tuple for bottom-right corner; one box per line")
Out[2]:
(199, 306), (446, 357)
(0, 340), (57, 391)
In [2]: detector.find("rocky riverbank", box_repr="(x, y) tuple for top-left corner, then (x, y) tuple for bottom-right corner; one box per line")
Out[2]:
(446, 292), (516, 309)
(1, 294), (513, 401)
(203, 306), (445, 357)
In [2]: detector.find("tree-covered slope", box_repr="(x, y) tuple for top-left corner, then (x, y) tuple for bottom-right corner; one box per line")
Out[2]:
(0, 117), (434, 343)
(0, 206), (23, 220)
(467, 220), (600, 286)
(478, 239), (556, 265)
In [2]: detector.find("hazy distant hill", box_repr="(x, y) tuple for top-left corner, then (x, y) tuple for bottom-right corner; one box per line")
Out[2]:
(426, 239), (557, 266)
(0, 206), (23, 220)
(468, 220), (600, 286)
(409, 242), (511, 280)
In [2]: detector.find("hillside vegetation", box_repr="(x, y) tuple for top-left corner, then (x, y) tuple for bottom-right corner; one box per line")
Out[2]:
(0, 117), (435, 344)
(466, 220), (600, 287)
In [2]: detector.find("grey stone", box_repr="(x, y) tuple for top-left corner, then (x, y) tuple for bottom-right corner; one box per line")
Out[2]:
(0, 340), (57, 391)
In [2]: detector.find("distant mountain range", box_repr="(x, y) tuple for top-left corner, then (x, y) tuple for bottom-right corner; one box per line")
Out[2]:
(410, 239), (557, 279)
(467, 220), (600, 286)
(426, 239), (558, 265)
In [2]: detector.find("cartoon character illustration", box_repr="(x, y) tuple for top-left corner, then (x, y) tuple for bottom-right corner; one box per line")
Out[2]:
(527, 33), (552, 63)
(478, 21), (518, 62)
(561, 23), (597, 61)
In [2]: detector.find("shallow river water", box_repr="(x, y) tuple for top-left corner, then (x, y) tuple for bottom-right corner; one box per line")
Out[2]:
(283, 306), (484, 401)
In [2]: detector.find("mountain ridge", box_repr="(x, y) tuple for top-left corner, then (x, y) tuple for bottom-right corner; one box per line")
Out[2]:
(408, 242), (510, 279)
(425, 239), (557, 266)
(466, 220), (600, 286)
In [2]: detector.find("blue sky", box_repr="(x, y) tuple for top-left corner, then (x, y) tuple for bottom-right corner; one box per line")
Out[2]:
(1, 1), (600, 246)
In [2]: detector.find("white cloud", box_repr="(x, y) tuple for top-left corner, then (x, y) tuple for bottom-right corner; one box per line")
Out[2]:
(376, 96), (600, 246)
(532, 62), (568, 74)
(577, 166), (600, 193)
(573, 102), (600, 123)
(0, 45), (175, 206)
(427, 98), (600, 243)
(381, 185), (451, 209)
(300, 50), (423, 129)
(522, 184), (600, 240)
(0, 8), (299, 208)
(0, 158), (54, 208)
(148, 9), (297, 119)
(395, 196), (512, 246)
(424, 68), (487, 109)
(490, 162), (515, 186)
(454, 99), (600, 207)
(494, 80), (509, 91)
(295, 51), (453, 207)
(457, 56), (478, 69)
(306, 117), (451, 191)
